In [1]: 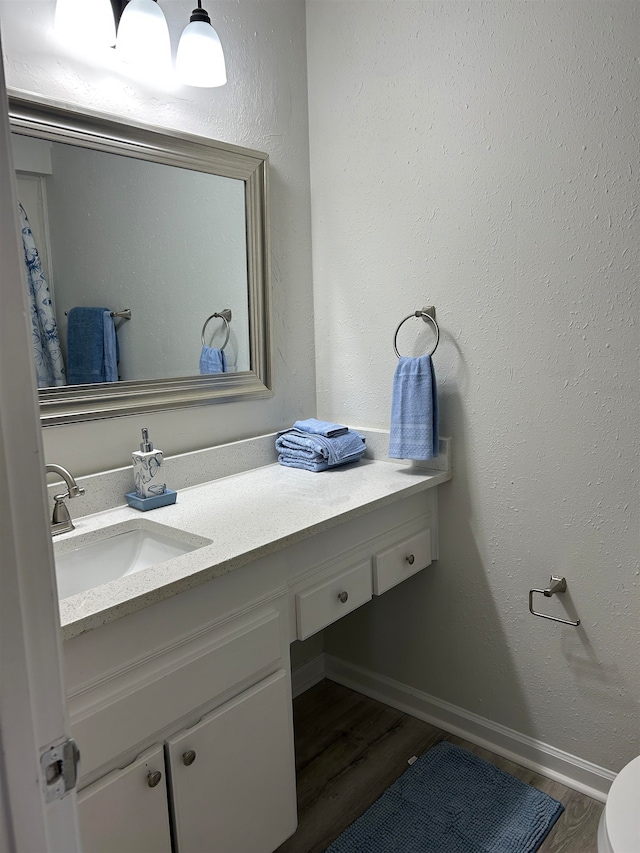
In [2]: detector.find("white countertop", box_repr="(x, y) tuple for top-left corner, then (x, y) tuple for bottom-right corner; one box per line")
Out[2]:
(57, 458), (450, 640)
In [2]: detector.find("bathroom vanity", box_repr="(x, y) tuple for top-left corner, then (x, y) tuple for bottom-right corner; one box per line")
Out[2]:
(55, 440), (450, 852)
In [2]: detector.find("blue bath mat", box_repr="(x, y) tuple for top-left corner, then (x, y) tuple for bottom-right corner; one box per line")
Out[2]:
(325, 741), (564, 853)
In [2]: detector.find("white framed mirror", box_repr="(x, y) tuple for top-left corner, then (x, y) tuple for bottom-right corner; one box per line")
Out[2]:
(9, 91), (272, 426)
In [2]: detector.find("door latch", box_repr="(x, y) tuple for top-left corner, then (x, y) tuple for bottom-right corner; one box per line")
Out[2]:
(40, 738), (80, 802)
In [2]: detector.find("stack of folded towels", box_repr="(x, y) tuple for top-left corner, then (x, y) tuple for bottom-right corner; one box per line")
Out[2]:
(276, 418), (366, 472)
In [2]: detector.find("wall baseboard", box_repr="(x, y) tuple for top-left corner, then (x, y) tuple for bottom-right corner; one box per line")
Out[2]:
(293, 653), (614, 802)
(291, 654), (326, 698)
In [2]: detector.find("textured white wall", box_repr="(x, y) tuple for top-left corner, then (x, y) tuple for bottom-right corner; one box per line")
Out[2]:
(0, 0), (315, 474)
(308, 2), (639, 772)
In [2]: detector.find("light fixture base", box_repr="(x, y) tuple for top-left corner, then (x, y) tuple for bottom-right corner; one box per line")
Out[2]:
(190, 4), (211, 25)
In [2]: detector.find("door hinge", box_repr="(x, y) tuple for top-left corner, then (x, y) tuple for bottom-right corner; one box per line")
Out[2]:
(40, 738), (80, 802)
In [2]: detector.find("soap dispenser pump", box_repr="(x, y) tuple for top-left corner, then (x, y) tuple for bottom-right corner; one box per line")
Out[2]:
(132, 428), (166, 498)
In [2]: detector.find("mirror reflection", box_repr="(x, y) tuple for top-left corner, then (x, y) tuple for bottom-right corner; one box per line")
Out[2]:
(8, 94), (272, 426)
(12, 133), (250, 388)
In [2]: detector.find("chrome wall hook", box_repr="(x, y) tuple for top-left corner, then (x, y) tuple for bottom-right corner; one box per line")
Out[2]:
(529, 576), (580, 626)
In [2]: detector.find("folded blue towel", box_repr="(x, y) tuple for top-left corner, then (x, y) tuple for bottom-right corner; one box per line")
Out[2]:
(67, 307), (119, 385)
(276, 428), (366, 468)
(293, 418), (348, 437)
(199, 346), (227, 374)
(389, 355), (439, 460)
(278, 451), (365, 472)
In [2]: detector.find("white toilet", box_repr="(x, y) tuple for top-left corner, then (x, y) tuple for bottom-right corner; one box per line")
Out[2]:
(597, 756), (640, 853)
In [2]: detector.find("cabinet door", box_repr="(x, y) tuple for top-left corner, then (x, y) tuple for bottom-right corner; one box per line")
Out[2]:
(77, 744), (172, 853)
(167, 669), (297, 853)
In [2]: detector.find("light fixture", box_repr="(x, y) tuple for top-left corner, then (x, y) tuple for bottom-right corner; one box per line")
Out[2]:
(54, 0), (116, 49)
(115, 0), (172, 74)
(176, 2), (227, 88)
(54, 0), (226, 88)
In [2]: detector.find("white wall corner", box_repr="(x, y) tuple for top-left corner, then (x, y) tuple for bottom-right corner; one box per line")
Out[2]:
(414, 436), (451, 473)
(356, 427), (451, 473)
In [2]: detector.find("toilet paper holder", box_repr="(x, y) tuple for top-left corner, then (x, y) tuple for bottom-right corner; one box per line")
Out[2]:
(528, 576), (580, 626)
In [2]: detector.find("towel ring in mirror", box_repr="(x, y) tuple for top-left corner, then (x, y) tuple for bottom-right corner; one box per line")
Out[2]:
(393, 309), (440, 358)
(201, 309), (232, 349)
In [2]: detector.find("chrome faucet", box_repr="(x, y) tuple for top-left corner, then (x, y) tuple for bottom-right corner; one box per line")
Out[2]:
(45, 463), (85, 535)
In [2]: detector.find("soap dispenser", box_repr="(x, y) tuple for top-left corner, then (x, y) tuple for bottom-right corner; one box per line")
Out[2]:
(126, 429), (176, 511)
(132, 428), (166, 498)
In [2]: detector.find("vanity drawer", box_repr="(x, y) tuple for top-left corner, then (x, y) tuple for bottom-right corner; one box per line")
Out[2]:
(296, 559), (372, 640)
(373, 528), (431, 595)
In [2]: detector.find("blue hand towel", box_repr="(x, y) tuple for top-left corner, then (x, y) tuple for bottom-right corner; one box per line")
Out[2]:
(276, 428), (366, 468)
(67, 307), (119, 385)
(293, 418), (348, 437)
(389, 355), (439, 460)
(199, 346), (227, 374)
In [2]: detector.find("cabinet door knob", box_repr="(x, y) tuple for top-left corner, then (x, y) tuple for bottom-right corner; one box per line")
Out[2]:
(337, 591), (349, 603)
(182, 750), (197, 766)
(405, 554), (415, 565)
(147, 770), (162, 788)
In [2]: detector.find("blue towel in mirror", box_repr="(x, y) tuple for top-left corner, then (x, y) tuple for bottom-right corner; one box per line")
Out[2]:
(199, 346), (227, 374)
(389, 355), (439, 460)
(67, 307), (119, 385)
(102, 311), (118, 382)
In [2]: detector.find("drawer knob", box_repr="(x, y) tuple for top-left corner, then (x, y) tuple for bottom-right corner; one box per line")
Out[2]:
(182, 750), (197, 766)
(147, 770), (162, 788)
(406, 554), (415, 565)
(337, 590), (349, 604)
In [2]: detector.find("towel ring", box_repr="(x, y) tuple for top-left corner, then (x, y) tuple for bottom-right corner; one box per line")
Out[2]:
(201, 309), (231, 349)
(393, 310), (440, 358)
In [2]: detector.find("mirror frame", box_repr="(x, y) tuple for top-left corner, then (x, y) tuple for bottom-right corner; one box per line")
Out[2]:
(9, 90), (272, 426)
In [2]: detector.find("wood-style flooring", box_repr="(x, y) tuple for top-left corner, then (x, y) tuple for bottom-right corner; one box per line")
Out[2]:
(277, 679), (604, 853)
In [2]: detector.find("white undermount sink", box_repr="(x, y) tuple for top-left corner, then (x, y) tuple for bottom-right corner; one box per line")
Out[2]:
(54, 521), (210, 599)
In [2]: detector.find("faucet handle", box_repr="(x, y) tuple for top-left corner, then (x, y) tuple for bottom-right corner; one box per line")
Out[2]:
(53, 485), (85, 502)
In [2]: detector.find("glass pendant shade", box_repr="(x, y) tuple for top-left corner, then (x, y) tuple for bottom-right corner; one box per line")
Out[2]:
(54, 0), (116, 48)
(115, 0), (172, 73)
(176, 6), (227, 88)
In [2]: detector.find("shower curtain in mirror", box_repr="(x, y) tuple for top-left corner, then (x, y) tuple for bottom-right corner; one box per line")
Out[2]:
(18, 202), (66, 388)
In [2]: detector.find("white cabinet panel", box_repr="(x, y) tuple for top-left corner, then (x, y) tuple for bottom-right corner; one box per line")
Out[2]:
(77, 744), (171, 853)
(71, 608), (282, 779)
(166, 669), (297, 853)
